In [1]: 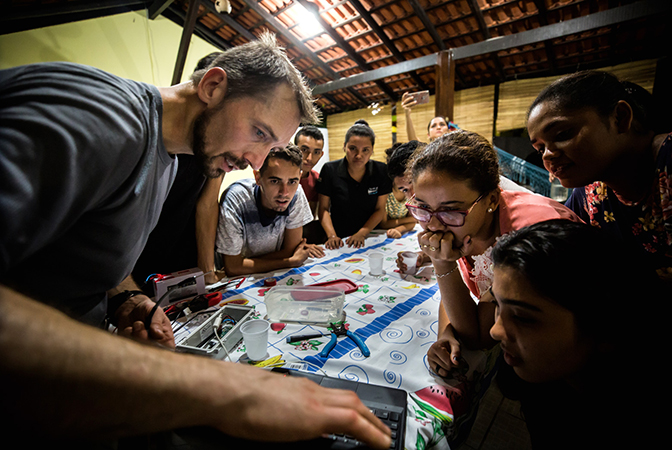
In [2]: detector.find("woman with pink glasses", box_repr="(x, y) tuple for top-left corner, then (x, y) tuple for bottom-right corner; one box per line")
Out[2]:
(407, 130), (582, 378)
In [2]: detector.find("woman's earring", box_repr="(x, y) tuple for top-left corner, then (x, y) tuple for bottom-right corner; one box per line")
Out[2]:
(487, 208), (493, 213)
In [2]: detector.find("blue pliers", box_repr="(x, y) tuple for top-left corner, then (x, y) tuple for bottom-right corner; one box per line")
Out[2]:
(319, 323), (370, 358)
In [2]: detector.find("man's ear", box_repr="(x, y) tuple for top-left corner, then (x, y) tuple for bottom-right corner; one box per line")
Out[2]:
(253, 169), (261, 185)
(613, 100), (634, 134)
(197, 67), (228, 107)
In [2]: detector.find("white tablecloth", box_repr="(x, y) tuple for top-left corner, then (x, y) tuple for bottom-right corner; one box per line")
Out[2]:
(175, 227), (500, 449)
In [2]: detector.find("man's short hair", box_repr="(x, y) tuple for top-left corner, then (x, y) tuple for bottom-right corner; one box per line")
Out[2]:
(259, 143), (303, 175)
(191, 32), (320, 125)
(194, 52), (223, 72)
(294, 125), (324, 145)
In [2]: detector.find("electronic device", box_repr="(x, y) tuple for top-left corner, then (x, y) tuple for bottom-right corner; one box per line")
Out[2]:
(175, 304), (254, 360)
(171, 368), (408, 450)
(409, 90), (429, 105)
(153, 268), (206, 308)
(273, 368), (408, 450)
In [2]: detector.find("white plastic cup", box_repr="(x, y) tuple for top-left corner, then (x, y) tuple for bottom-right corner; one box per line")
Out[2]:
(240, 319), (270, 361)
(369, 252), (384, 276)
(400, 251), (417, 275)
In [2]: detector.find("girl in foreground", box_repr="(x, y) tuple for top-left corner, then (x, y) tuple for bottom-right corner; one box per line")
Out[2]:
(490, 219), (665, 448)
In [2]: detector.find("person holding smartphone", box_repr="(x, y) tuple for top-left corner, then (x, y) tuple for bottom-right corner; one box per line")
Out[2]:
(401, 91), (457, 143)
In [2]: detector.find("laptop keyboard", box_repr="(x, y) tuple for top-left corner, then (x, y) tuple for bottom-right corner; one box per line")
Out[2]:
(323, 406), (403, 449)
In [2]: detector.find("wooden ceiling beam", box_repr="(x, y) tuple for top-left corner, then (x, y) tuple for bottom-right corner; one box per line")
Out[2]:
(164, 3), (233, 49)
(467, 0), (506, 82)
(532, 0), (558, 74)
(200, 1), (257, 41)
(172, 0), (202, 86)
(240, 0), (367, 108)
(1, 0), (148, 35)
(296, 0), (397, 101)
(348, 0), (429, 91)
(407, 0), (446, 51)
(148, 0), (172, 19)
(313, 0), (670, 95)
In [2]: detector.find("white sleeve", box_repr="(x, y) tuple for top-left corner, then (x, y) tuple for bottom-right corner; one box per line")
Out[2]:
(215, 186), (246, 256)
(286, 186), (315, 230)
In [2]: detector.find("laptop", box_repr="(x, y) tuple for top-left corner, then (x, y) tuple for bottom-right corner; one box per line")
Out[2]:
(169, 368), (407, 450)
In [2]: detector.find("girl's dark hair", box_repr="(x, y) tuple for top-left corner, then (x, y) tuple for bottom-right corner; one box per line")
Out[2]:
(409, 130), (500, 194)
(528, 70), (661, 134)
(344, 119), (376, 146)
(386, 140), (424, 179)
(491, 219), (662, 341)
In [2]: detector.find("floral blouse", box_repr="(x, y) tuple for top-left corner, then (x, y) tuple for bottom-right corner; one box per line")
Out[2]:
(566, 133), (672, 280)
(386, 192), (409, 220)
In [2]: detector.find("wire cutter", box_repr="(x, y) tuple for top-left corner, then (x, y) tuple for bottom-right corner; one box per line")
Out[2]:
(318, 323), (370, 358)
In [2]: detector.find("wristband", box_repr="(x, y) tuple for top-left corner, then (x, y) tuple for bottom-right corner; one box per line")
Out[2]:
(107, 290), (146, 326)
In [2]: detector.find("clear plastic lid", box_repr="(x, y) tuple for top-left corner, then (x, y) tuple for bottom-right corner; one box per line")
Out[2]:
(264, 286), (345, 325)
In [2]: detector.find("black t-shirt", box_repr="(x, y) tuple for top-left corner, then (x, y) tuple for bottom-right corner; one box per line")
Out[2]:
(317, 158), (392, 237)
(132, 154), (207, 292)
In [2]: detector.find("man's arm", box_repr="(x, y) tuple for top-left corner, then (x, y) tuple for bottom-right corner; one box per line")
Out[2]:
(0, 285), (391, 447)
(196, 175), (225, 284)
(222, 227), (309, 276)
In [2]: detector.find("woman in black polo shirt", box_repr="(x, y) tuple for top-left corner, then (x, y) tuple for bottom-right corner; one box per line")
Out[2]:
(317, 120), (392, 249)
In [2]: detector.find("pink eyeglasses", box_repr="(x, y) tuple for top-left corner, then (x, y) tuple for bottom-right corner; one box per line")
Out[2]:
(405, 193), (485, 227)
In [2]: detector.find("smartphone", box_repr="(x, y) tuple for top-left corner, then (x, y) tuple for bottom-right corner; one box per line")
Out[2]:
(410, 90), (429, 105)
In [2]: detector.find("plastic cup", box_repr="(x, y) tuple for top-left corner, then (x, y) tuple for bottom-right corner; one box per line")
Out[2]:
(240, 319), (270, 361)
(369, 252), (384, 276)
(400, 251), (417, 275)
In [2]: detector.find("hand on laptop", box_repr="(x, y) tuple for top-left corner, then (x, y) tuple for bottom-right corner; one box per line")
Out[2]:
(213, 366), (392, 449)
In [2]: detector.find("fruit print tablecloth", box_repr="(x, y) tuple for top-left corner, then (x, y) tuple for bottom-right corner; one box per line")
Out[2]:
(178, 227), (500, 450)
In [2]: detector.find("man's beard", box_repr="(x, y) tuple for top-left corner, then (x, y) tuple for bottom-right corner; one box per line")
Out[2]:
(192, 106), (249, 178)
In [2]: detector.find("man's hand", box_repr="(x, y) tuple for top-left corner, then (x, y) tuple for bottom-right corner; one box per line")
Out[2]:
(116, 296), (175, 348)
(213, 367), (392, 449)
(289, 238), (311, 267)
(306, 243), (325, 259)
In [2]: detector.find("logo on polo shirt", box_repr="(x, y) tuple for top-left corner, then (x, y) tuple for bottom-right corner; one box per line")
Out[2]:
(368, 187), (379, 195)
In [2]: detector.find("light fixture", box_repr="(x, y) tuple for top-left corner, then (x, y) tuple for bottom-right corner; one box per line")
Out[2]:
(290, 3), (325, 38)
(368, 102), (383, 115)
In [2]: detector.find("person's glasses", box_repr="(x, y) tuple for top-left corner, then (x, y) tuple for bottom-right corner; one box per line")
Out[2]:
(405, 193), (485, 227)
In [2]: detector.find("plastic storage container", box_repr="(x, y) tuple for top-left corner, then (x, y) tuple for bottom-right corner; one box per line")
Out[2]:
(175, 304), (254, 359)
(265, 286), (345, 325)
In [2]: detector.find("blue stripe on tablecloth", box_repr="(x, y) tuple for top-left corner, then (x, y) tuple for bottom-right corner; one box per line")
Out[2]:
(303, 281), (438, 369)
(216, 233), (414, 299)
(213, 232), (432, 371)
